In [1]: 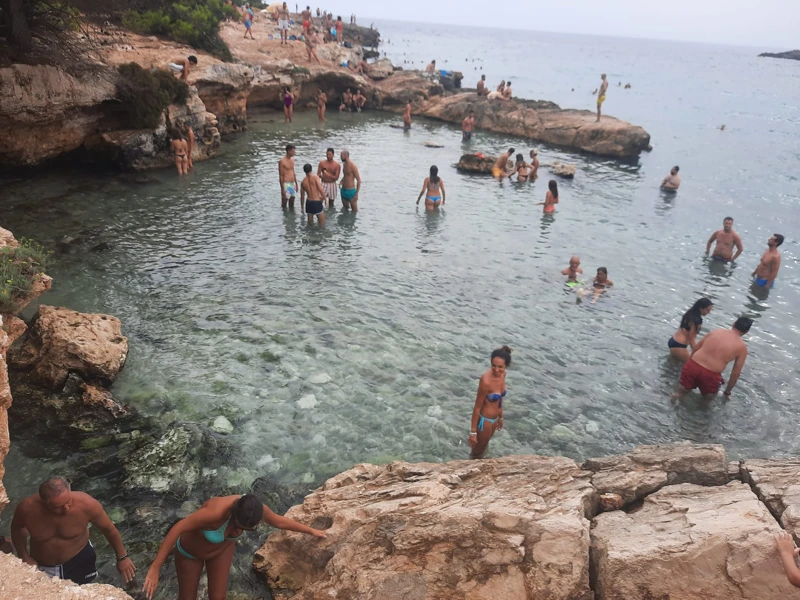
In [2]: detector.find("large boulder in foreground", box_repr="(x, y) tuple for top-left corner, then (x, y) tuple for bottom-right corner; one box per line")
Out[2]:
(456, 153), (500, 174)
(255, 456), (596, 600)
(591, 481), (800, 599)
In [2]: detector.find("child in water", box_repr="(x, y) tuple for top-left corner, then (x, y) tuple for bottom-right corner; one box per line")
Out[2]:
(562, 256), (583, 283)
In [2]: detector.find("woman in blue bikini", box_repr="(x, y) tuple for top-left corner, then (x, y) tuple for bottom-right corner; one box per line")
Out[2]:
(468, 345), (512, 458)
(416, 165), (446, 210)
(142, 494), (325, 600)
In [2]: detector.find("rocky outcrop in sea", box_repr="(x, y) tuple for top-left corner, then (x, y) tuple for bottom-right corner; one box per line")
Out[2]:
(759, 50), (800, 61)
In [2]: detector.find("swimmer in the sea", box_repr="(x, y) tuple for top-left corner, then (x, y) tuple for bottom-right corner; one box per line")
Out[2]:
(462, 110), (475, 141)
(661, 166), (681, 190)
(509, 154), (531, 181)
(536, 180), (559, 213)
(562, 256), (583, 282)
(469, 346), (512, 459)
(416, 165), (446, 210)
(402, 101), (412, 129)
(668, 298), (714, 362)
(706, 217), (743, 262)
(751, 233), (783, 288)
(492, 148), (514, 179)
(577, 267), (613, 303)
(529, 149), (540, 179)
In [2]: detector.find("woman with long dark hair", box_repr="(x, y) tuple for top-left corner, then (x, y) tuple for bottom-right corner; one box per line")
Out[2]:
(668, 298), (714, 361)
(282, 86), (294, 123)
(416, 165), (446, 210)
(537, 180), (559, 213)
(468, 346), (512, 459)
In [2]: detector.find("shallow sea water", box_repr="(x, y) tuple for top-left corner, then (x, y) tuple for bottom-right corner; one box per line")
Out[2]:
(0, 21), (799, 598)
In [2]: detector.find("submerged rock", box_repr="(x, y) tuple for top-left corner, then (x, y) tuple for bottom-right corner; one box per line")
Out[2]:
(212, 415), (234, 434)
(550, 161), (576, 178)
(455, 153), (498, 174)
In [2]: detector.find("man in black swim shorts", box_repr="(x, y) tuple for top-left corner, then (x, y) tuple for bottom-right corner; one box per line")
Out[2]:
(300, 163), (326, 226)
(11, 476), (136, 585)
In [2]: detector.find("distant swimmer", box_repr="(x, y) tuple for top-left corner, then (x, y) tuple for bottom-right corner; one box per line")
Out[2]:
(403, 101), (412, 130)
(751, 233), (783, 288)
(317, 147), (341, 207)
(502, 80), (513, 100)
(279, 144), (298, 209)
(577, 267), (613, 303)
(340, 149), (361, 211)
(661, 165), (681, 190)
(477, 74), (489, 96)
(317, 88), (327, 121)
(301, 163), (326, 225)
(596, 73), (608, 122)
(469, 346), (512, 459)
(562, 256), (583, 282)
(529, 149), (540, 179)
(668, 298), (714, 362)
(671, 317), (751, 402)
(462, 110), (475, 141)
(509, 153), (531, 181)
(426, 59), (436, 73)
(416, 165), (446, 210)
(536, 180), (559, 213)
(706, 217), (743, 262)
(167, 55), (198, 81)
(492, 147), (514, 178)
(170, 129), (189, 176)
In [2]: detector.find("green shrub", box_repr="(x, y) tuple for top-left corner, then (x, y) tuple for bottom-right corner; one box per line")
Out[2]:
(0, 239), (51, 314)
(115, 63), (190, 129)
(121, 0), (237, 61)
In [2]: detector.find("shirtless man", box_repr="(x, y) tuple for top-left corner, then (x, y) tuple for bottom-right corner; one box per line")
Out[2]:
(317, 147), (341, 207)
(279, 144), (299, 209)
(426, 60), (436, 73)
(462, 110), (475, 141)
(597, 73), (608, 122)
(671, 317), (751, 401)
(751, 234), (783, 288)
(11, 477), (136, 585)
(403, 101), (412, 130)
(477, 74), (488, 96)
(170, 130), (189, 175)
(277, 2), (290, 45)
(339, 88), (353, 112)
(300, 5), (312, 35)
(301, 163), (326, 225)
(168, 55), (198, 82)
(502, 81), (513, 100)
(529, 149), (540, 179)
(353, 89), (366, 111)
(492, 147), (514, 179)
(340, 149), (361, 211)
(562, 256), (584, 282)
(706, 217), (743, 262)
(661, 166), (681, 190)
(317, 88), (327, 121)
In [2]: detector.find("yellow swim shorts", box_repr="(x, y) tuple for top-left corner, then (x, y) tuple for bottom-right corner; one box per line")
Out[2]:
(492, 166), (503, 177)
(597, 95), (607, 106)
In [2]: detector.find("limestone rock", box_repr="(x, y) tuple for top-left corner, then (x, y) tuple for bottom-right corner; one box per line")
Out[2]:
(374, 70), (445, 109)
(550, 162), (576, 178)
(212, 415), (234, 434)
(367, 58), (394, 80)
(742, 458), (800, 538)
(11, 306), (128, 390)
(591, 482), (800, 599)
(254, 455), (595, 600)
(456, 153), (497, 174)
(195, 63), (255, 134)
(0, 226), (19, 249)
(583, 442), (728, 505)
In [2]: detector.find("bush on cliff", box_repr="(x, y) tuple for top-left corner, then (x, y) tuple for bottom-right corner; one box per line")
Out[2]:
(121, 0), (236, 61)
(115, 63), (190, 130)
(0, 239), (50, 313)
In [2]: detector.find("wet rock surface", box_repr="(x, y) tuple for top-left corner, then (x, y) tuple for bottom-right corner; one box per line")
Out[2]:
(741, 458), (800, 538)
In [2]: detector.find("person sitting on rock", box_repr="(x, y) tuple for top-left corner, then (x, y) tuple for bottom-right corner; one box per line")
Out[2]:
(496, 79), (506, 93)
(468, 346), (512, 459)
(167, 55), (198, 81)
(142, 494), (326, 600)
(502, 80), (513, 100)
(477, 74), (489, 96)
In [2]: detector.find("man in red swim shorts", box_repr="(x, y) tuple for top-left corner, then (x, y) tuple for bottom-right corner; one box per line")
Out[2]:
(672, 317), (752, 402)
(300, 5), (312, 34)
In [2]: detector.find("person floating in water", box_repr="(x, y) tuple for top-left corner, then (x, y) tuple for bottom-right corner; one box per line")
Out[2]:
(11, 477), (136, 586)
(167, 55), (197, 81)
(142, 494), (326, 600)
(340, 149), (361, 211)
(671, 317), (751, 402)
(596, 73), (608, 122)
(668, 298), (714, 362)
(170, 129), (189, 176)
(462, 110), (475, 141)
(752, 234), (783, 288)
(706, 217), (743, 262)
(317, 147), (341, 207)
(492, 147), (514, 178)
(661, 165), (681, 190)
(403, 101), (412, 130)
(416, 165), (446, 210)
(536, 180), (559, 213)
(301, 163), (326, 226)
(279, 144), (298, 209)
(562, 255), (583, 282)
(509, 153), (531, 181)
(577, 267), (613, 303)
(469, 345), (512, 459)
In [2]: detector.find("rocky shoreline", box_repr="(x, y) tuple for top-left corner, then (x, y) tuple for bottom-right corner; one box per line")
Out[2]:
(758, 49), (800, 61)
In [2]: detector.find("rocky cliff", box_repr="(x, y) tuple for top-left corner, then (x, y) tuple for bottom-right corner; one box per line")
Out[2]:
(255, 442), (800, 599)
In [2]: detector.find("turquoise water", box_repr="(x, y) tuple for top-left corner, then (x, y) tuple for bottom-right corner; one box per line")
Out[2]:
(1, 21), (799, 598)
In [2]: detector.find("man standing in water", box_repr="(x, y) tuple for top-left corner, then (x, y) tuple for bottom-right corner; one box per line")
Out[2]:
(672, 317), (751, 402)
(277, 2), (290, 45)
(661, 166), (681, 190)
(706, 217), (743, 262)
(340, 150), (361, 211)
(11, 477), (136, 585)
(752, 234), (783, 288)
(279, 144), (298, 209)
(492, 147), (514, 178)
(403, 101), (412, 130)
(529, 149), (540, 179)
(596, 73), (608, 122)
(301, 163), (326, 225)
(317, 147), (341, 207)
(462, 110), (475, 141)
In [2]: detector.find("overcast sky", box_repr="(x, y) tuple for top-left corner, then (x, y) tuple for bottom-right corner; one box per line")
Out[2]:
(313, 0), (798, 48)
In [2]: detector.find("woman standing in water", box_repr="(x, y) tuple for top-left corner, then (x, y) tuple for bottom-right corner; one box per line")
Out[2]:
(469, 346), (512, 459)
(537, 180), (559, 213)
(282, 86), (295, 123)
(416, 165), (446, 209)
(142, 494), (325, 600)
(668, 298), (714, 361)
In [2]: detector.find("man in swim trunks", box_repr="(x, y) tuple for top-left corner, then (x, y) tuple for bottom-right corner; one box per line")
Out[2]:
(671, 317), (751, 402)
(661, 166), (681, 190)
(462, 110), (475, 141)
(340, 149), (361, 212)
(335, 16), (343, 45)
(529, 149), (540, 179)
(477, 74), (489, 96)
(706, 217), (743, 262)
(751, 233), (783, 288)
(317, 147), (341, 207)
(279, 144), (298, 209)
(243, 3), (255, 39)
(353, 89), (366, 111)
(278, 2), (290, 45)
(301, 5), (312, 35)
(11, 477), (136, 585)
(492, 147), (514, 179)
(403, 101), (412, 130)
(339, 88), (353, 112)
(596, 73), (608, 122)
(426, 60), (436, 73)
(168, 55), (198, 81)
(562, 256), (583, 282)
(301, 163), (326, 225)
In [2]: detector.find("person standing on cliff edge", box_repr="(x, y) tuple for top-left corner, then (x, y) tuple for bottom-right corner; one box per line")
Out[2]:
(597, 73), (608, 122)
(278, 2), (290, 45)
(11, 477), (136, 585)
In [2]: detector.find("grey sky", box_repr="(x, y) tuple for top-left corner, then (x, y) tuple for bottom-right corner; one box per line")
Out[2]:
(314, 0), (798, 48)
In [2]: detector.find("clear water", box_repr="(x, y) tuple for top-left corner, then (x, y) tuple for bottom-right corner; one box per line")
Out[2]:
(1, 20), (799, 598)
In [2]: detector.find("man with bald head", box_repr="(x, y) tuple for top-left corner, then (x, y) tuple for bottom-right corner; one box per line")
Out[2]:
(11, 477), (136, 585)
(562, 256), (584, 282)
(340, 149), (361, 212)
